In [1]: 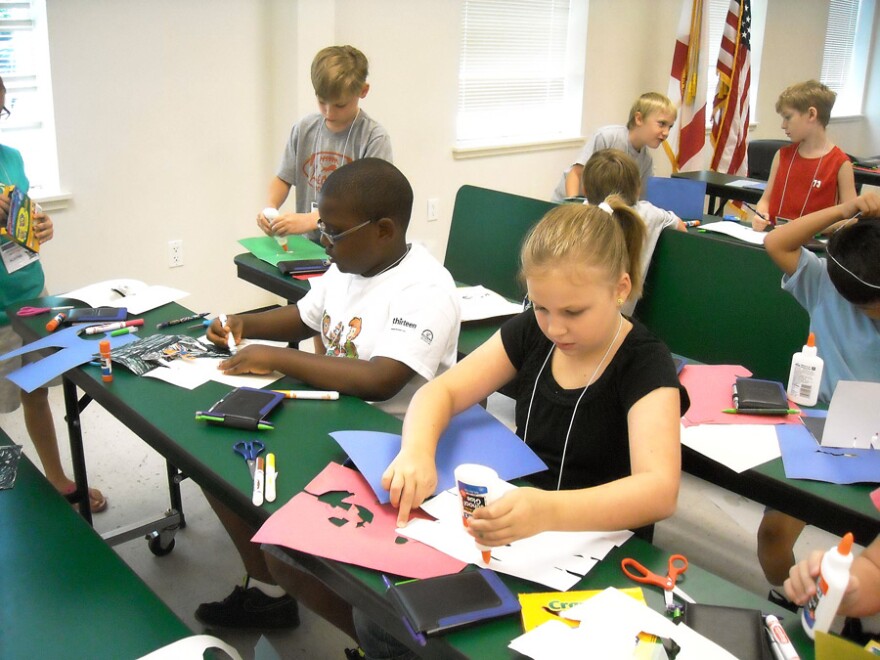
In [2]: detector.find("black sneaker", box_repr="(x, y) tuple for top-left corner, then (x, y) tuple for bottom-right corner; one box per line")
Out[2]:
(768, 588), (798, 613)
(195, 585), (300, 629)
(344, 648), (365, 660)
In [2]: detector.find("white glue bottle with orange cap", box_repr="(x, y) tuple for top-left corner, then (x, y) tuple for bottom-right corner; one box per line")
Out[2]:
(801, 532), (854, 639)
(263, 207), (287, 251)
(787, 332), (824, 407)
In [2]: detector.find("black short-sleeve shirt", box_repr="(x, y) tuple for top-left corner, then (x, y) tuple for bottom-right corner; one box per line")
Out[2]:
(500, 310), (689, 491)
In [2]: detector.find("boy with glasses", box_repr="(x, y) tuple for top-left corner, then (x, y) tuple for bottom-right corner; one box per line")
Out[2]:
(196, 158), (460, 632)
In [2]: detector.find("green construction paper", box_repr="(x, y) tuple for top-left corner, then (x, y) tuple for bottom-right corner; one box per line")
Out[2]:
(238, 235), (327, 266)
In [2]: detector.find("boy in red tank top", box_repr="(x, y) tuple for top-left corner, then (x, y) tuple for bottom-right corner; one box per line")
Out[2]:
(751, 80), (856, 232)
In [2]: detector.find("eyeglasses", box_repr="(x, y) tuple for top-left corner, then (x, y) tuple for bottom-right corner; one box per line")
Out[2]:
(0, 106), (10, 120)
(317, 218), (374, 246)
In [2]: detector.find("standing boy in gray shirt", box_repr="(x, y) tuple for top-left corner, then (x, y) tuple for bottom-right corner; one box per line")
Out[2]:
(256, 45), (393, 241)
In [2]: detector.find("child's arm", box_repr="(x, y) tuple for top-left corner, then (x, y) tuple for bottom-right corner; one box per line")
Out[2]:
(752, 153), (781, 231)
(837, 159), (858, 204)
(785, 536), (880, 618)
(764, 192), (880, 276)
(258, 177), (293, 235)
(565, 165), (585, 198)
(467, 387), (681, 543)
(383, 332), (518, 526)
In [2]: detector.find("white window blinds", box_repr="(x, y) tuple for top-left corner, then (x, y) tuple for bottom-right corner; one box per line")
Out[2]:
(456, 0), (585, 148)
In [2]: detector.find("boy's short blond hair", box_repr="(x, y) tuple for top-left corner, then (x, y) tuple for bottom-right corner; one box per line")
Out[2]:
(775, 80), (836, 127)
(311, 45), (369, 101)
(627, 92), (677, 129)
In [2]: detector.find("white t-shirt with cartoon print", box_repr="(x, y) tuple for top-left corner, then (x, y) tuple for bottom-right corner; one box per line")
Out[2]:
(297, 242), (460, 417)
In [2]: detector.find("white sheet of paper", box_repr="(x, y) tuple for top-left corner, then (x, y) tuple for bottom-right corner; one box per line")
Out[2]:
(822, 380), (880, 449)
(63, 278), (189, 314)
(142, 338), (285, 390)
(701, 222), (767, 245)
(725, 178), (766, 190)
(457, 285), (523, 321)
(681, 423), (781, 473)
(400, 485), (631, 590)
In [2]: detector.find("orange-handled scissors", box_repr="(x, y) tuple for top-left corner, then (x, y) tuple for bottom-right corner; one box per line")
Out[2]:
(621, 554), (694, 611)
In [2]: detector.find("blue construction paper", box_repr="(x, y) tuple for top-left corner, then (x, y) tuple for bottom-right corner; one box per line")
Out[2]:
(330, 404), (548, 503)
(777, 424), (880, 485)
(0, 325), (139, 392)
(645, 176), (707, 220)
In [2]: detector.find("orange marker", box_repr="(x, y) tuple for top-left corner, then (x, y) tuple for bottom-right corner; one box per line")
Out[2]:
(45, 312), (66, 332)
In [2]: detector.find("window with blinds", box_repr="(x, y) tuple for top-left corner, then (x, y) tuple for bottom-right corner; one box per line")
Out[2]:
(821, 0), (874, 117)
(0, 0), (59, 193)
(455, 0), (587, 151)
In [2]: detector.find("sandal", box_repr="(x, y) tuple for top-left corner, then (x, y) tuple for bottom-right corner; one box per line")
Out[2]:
(60, 483), (108, 514)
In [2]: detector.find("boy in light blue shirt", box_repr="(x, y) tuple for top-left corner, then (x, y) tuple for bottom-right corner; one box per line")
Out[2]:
(758, 191), (880, 592)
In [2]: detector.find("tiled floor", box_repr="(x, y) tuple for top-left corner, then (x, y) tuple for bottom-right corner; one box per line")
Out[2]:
(1, 389), (844, 659)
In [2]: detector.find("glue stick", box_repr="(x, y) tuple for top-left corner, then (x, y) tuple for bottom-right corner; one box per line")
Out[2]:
(99, 339), (113, 382)
(46, 312), (66, 332)
(802, 532), (854, 640)
(454, 464), (498, 565)
(263, 207), (286, 251)
(787, 332), (824, 407)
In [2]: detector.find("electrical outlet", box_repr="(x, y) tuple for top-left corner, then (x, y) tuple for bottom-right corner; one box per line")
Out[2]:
(427, 197), (439, 221)
(168, 240), (183, 268)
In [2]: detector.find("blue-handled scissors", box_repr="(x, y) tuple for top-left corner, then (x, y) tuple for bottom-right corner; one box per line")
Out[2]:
(233, 440), (265, 478)
(16, 305), (73, 317)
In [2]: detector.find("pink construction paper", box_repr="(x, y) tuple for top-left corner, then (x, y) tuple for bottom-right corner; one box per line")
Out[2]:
(872, 487), (880, 513)
(680, 364), (802, 427)
(252, 462), (466, 579)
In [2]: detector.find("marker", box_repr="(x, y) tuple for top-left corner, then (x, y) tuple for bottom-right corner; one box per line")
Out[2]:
(272, 390), (340, 400)
(265, 453), (277, 502)
(219, 314), (237, 354)
(683, 220), (701, 227)
(722, 408), (800, 415)
(156, 312), (209, 329)
(764, 614), (800, 660)
(83, 319), (144, 335)
(188, 319), (212, 329)
(252, 456), (265, 506)
(110, 326), (139, 337)
(45, 312), (66, 332)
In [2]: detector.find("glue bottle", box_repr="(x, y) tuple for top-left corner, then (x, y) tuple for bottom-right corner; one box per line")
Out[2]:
(454, 464), (497, 565)
(262, 207), (286, 251)
(99, 339), (113, 383)
(802, 532), (854, 639)
(787, 332), (824, 407)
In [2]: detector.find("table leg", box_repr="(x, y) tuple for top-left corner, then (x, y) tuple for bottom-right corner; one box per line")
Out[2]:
(61, 376), (92, 525)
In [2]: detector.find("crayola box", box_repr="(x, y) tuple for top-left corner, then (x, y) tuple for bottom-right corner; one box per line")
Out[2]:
(519, 588), (659, 656)
(0, 185), (39, 252)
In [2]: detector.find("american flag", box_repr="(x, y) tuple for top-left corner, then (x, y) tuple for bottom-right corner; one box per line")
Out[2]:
(710, 0), (751, 175)
(664, 0), (709, 173)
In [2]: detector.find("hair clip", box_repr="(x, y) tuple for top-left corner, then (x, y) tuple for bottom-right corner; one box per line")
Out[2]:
(598, 202), (613, 215)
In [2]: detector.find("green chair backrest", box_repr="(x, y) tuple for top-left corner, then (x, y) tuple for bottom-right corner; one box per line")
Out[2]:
(635, 228), (810, 383)
(444, 185), (557, 301)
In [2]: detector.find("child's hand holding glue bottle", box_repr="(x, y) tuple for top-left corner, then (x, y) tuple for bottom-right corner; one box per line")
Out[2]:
(455, 464), (498, 565)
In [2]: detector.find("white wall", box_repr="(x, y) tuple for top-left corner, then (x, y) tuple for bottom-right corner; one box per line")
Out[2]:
(39, 0), (880, 315)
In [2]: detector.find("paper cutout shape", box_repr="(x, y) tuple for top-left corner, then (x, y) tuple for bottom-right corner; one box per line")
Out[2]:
(63, 279), (188, 315)
(330, 404), (548, 504)
(778, 424), (880, 485)
(252, 462), (466, 580)
(0, 325), (139, 392)
(871, 487), (880, 513)
(680, 365), (801, 427)
(399, 487), (631, 591)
